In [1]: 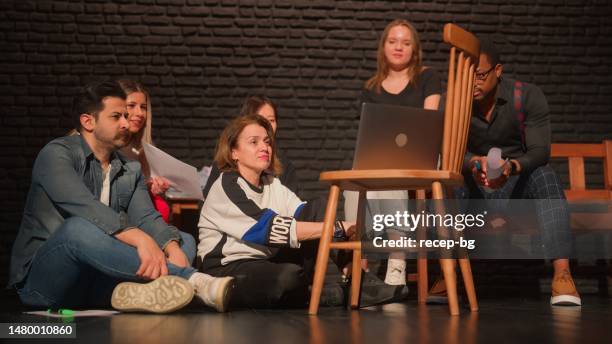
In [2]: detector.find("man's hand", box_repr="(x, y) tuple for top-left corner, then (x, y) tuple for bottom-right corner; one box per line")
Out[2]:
(115, 228), (168, 280)
(164, 241), (190, 268)
(469, 156), (488, 186)
(148, 176), (171, 196)
(473, 158), (517, 190)
(470, 156), (516, 189)
(485, 160), (518, 189)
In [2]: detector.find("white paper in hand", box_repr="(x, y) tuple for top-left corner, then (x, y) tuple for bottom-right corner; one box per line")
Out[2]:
(141, 143), (203, 200)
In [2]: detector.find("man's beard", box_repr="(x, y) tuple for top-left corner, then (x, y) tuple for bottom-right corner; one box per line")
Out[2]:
(113, 131), (130, 149)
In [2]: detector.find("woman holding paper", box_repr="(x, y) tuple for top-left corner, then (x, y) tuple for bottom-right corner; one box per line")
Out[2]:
(118, 79), (172, 223)
(197, 115), (355, 308)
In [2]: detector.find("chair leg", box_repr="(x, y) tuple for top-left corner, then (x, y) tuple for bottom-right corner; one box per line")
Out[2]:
(440, 259), (459, 315)
(416, 189), (428, 304)
(459, 258), (479, 311)
(308, 184), (341, 315)
(350, 190), (366, 309)
(432, 181), (460, 315)
(350, 246), (362, 308)
(417, 258), (428, 305)
(444, 185), (478, 312)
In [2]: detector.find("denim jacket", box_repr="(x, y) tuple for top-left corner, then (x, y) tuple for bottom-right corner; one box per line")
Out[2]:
(9, 135), (181, 287)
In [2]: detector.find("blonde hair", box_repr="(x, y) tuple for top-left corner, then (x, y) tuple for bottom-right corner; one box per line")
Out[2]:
(117, 79), (153, 148)
(365, 19), (424, 93)
(214, 115), (282, 176)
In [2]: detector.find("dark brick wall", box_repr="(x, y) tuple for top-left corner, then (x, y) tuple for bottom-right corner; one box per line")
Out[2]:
(1, 0), (611, 285)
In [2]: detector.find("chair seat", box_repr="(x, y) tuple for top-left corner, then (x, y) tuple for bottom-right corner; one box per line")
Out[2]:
(319, 169), (464, 191)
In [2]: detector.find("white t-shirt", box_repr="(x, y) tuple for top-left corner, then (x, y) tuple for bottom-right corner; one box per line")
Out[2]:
(100, 166), (110, 206)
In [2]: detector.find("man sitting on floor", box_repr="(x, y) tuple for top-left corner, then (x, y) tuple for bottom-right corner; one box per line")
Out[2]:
(429, 39), (580, 306)
(9, 80), (234, 313)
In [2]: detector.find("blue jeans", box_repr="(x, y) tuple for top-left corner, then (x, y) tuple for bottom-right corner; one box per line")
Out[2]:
(17, 217), (197, 308)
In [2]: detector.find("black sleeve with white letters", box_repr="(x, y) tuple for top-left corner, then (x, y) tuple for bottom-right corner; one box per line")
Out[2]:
(267, 215), (293, 247)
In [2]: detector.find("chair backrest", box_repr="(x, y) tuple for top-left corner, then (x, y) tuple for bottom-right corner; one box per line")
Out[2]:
(551, 141), (612, 200)
(441, 24), (480, 174)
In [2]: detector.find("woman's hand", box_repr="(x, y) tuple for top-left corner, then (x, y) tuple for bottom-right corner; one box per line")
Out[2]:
(164, 241), (190, 268)
(148, 176), (171, 195)
(340, 221), (357, 238)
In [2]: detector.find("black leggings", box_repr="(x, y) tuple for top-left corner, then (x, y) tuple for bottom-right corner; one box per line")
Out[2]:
(203, 245), (316, 309)
(201, 197), (330, 309)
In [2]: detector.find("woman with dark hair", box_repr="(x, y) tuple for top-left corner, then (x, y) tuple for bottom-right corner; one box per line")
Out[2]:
(345, 19), (443, 287)
(202, 95), (300, 198)
(117, 79), (172, 223)
(197, 115), (354, 308)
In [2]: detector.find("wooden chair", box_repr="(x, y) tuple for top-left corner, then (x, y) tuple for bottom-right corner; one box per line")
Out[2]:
(308, 23), (480, 316)
(167, 197), (201, 229)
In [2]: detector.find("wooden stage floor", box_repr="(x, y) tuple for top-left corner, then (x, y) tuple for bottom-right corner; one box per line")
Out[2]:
(1, 295), (610, 344)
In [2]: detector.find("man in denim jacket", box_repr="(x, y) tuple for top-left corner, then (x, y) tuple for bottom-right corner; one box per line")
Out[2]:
(9, 80), (233, 313)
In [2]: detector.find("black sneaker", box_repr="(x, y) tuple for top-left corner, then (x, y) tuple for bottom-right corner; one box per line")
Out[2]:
(319, 282), (348, 307)
(359, 270), (409, 308)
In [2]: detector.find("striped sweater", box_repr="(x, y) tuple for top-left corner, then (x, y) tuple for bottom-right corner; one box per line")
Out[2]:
(197, 171), (305, 268)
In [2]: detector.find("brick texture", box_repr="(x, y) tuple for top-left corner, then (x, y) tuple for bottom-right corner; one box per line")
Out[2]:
(1, 0), (611, 285)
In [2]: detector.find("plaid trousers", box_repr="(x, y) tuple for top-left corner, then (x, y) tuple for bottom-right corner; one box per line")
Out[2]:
(460, 164), (573, 259)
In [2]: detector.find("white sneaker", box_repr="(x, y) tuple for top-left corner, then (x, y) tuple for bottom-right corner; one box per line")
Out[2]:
(111, 275), (194, 313)
(188, 272), (235, 312)
(384, 259), (406, 285)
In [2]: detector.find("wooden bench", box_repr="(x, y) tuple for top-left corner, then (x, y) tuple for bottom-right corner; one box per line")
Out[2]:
(551, 140), (612, 232)
(551, 141), (612, 201)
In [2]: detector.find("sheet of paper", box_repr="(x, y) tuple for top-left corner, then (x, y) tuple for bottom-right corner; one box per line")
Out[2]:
(24, 310), (119, 318)
(142, 143), (204, 200)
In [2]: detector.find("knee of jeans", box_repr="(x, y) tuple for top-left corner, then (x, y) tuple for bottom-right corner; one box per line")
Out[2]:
(179, 231), (196, 263)
(55, 217), (102, 246)
(17, 288), (56, 308)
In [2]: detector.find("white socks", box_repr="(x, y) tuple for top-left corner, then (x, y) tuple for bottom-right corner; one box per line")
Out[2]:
(384, 258), (407, 285)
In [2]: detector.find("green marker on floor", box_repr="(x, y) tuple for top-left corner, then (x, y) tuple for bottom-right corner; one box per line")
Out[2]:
(58, 309), (74, 316)
(47, 308), (74, 316)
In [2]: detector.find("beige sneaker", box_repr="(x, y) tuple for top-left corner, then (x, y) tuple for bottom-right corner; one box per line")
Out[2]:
(111, 275), (194, 313)
(551, 270), (581, 306)
(426, 276), (448, 304)
(189, 272), (235, 312)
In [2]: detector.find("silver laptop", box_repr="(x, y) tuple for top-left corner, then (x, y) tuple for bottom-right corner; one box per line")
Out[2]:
(352, 102), (444, 170)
